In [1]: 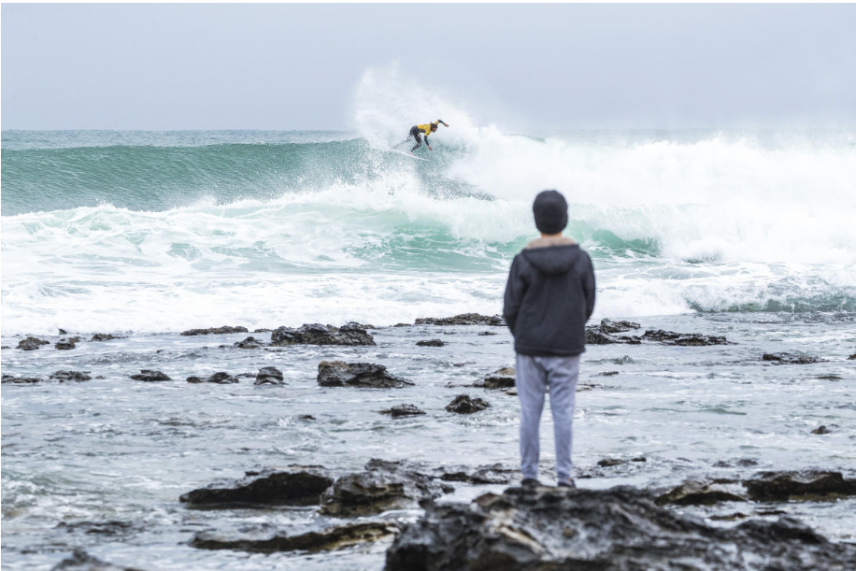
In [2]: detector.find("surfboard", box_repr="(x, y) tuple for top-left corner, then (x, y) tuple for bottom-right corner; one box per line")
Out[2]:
(387, 148), (428, 161)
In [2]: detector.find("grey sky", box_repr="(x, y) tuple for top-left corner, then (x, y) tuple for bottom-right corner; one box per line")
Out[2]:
(2, 3), (855, 130)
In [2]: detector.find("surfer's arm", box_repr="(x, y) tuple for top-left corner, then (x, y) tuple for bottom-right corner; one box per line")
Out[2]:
(438, 119), (449, 127)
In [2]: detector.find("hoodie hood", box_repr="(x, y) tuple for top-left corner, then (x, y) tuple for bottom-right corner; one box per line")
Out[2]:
(521, 238), (579, 275)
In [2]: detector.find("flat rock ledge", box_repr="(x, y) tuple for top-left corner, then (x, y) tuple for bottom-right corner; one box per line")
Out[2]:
(180, 468), (333, 507)
(384, 486), (856, 571)
(181, 326), (248, 336)
(187, 372), (239, 384)
(762, 352), (824, 365)
(585, 319), (733, 346)
(271, 322), (375, 346)
(415, 313), (505, 327)
(380, 404), (427, 417)
(318, 361), (413, 389)
(51, 549), (144, 571)
(191, 521), (399, 553)
(416, 339), (444, 347)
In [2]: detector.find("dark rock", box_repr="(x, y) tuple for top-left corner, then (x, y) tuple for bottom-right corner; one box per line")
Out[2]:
(744, 471), (856, 501)
(642, 329), (733, 346)
(56, 520), (135, 537)
(438, 464), (517, 485)
(762, 352), (823, 364)
(415, 313), (505, 327)
(255, 366), (285, 385)
(187, 372), (238, 384)
(380, 404), (427, 417)
(2, 374), (42, 384)
(130, 369), (171, 382)
(233, 336), (264, 349)
(445, 395), (490, 414)
(50, 371), (92, 382)
(849, 353), (856, 360)
(320, 459), (452, 517)
(416, 339), (444, 347)
(59, 328), (68, 335)
(478, 331), (498, 336)
(599, 318), (641, 334)
(656, 479), (746, 506)
(50, 549), (144, 571)
(394, 323), (411, 327)
(17, 336), (50, 351)
(90, 333), (117, 342)
(180, 326), (249, 336)
(597, 371), (619, 376)
(270, 322), (375, 346)
(55, 338), (76, 350)
(253, 328), (272, 333)
(317, 361), (413, 389)
(298, 414), (316, 421)
(811, 425), (832, 435)
(384, 486), (856, 571)
(597, 458), (626, 468)
(483, 367), (515, 389)
(585, 326), (641, 345)
(180, 468), (333, 507)
(816, 374), (842, 380)
(190, 521), (398, 553)
(1, 346), (9, 349)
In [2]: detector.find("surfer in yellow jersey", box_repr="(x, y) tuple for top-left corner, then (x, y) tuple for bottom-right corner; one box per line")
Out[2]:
(396, 119), (450, 154)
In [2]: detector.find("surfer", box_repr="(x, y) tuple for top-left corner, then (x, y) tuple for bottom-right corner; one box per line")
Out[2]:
(397, 120), (449, 153)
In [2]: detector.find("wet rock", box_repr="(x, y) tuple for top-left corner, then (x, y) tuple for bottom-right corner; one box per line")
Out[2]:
(849, 353), (856, 360)
(50, 549), (143, 571)
(298, 414), (316, 421)
(438, 463), (517, 485)
(2, 374), (42, 384)
(255, 366), (285, 385)
(90, 333), (117, 342)
(1, 346), (10, 349)
(816, 374), (842, 380)
(811, 425), (832, 435)
(597, 458), (626, 468)
(270, 322), (375, 346)
(130, 369), (171, 382)
(744, 471), (856, 501)
(416, 339), (444, 347)
(187, 372), (238, 384)
(253, 328), (272, 333)
(585, 325), (641, 345)
(234, 336), (264, 349)
(59, 328), (68, 335)
(55, 338), (77, 350)
(317, 361), (413, 389)
(17, 336), (50, 351)
(56, 520), (136, 537)
(762, 352), (823, 364)
(320, 459), (452, 517)
(597, 370), (619, 376)
(642, 329), (733, 346)
(190, 521), (398, 553)
(180, 468), (333, 507)
(599, 318), (641, 334)
(384, 486), (856, 571)
(505, 387), (518, 396)
(483, 367), (515, 389)
(50, 371), (92, 382)
(656, 479), (746, 506)
(445, 395), (490, 414)
(478, 331), (498, 336)
(415, 313), (505, 327)
(181, 325), (249, 336)
(380, 404), (427, 417)
(394, 323), (411, 327)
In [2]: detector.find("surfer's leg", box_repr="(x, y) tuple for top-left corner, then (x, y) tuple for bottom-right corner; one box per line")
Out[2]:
(411, 132), (423, 153)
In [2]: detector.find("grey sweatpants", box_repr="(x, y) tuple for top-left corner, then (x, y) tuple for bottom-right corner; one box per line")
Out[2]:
(516, 353), (580, 481)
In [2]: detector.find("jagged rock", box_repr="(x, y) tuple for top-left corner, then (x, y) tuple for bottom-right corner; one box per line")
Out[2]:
(50, 371), (92, 382)
(56, 520), (136, 537)
(17, 336), (50, 351)
(415, 313), (505, 327)
(438, 463), (517, 485)
(384, 486), (856, 571)
(320, 459), (452, 517)
(656, 479), (746, 506)
(59, 328), (68, 335)
(190, 521), (398, 553)
(849, 353), (856, 360)
(445, 395), (490, 414)
(50, 549), (144, 571)
(585, 326), (641, 345)
(187, 372), (238, 384)
(317, 361), (413, 388)
(762, 352), (823, 364)
(90, 333), (117, 342)
(233, 336), (264, 349)
(744, 471), (856, 501)
(380, 404), (427, 417)
(2, 374), (42, 384)
(811, 425), (832, 435)
(599, 319), (641, 334)
(270, 322), (375, 346)
(56, 338), (76, 350)
(130, 370), (171, 382)
(180, 468), (333, 507)
(641, 329), (732, 346)
(255, 366), (284, 385)
(416, 339), (444, 347)
(180, 326), (248, 336)
(483, 367), (515, 389)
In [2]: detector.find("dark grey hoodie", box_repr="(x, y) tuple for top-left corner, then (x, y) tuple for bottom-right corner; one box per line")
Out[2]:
(503, 237), (596, 356)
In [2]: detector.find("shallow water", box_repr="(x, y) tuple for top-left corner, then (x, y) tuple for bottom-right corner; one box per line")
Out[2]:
(2, 313), (855, 569)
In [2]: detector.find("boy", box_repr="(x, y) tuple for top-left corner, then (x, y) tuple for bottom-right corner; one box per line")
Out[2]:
(503, 190), (596, 488)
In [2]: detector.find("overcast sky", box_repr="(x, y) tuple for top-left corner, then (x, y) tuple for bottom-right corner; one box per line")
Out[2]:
(2, 3), (855, 130)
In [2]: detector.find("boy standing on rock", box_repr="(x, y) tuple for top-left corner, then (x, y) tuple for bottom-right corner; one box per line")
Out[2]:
(503, 190), (596, 488)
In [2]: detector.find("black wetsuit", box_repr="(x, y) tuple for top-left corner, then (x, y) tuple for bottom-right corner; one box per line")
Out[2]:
(409, 125), (427, 152)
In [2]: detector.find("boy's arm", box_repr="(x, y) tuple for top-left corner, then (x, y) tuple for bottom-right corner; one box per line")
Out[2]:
(503, 255), (526, 334)
(582, 253), (596, 321)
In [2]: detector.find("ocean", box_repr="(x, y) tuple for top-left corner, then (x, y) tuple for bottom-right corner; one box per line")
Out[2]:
(2, 126), (855, 569)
